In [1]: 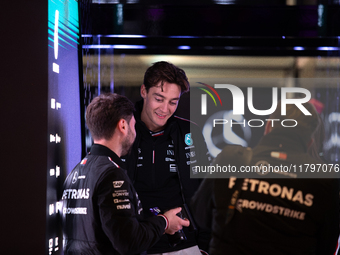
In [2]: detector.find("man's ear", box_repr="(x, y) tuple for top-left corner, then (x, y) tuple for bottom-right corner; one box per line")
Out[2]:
(141, 84), (147, 99)
(117, 119), (128, 135)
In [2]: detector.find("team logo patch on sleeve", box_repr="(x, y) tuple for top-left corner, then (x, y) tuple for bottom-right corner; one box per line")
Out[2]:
(80, 158), (87, 165)
(113, 181), (124, 188)
(185, 133), (193, 146)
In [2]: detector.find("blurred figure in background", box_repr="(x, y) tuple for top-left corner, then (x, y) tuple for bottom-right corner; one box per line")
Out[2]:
(191, 102), (339, 255)
(308, 98), (325, 161)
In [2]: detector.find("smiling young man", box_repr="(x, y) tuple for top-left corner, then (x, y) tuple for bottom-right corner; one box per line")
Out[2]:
(140, 81), (181, 132)
(123, 61), (211, 255)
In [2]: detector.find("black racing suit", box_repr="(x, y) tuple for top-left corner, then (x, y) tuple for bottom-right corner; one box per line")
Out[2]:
(191, 129), (339, 255)
(62, 144), (166, 255)
(122, 100), (211, 254)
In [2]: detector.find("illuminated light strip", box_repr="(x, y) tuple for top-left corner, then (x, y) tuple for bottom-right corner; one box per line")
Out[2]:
(82, 35), (199, 38)
(214, 0), (236, 4)
(82, 45), (146, 49)
(92, 0), (120, 3)
(82, 34), (146, 38)
(112, 45), (146, 49)
(293, 47), (305, 51)
(105, 34), (146, 38)
(82, 34), (103, 37)
(54, 10), (59, 60)
(317, 47), (340, 51)
(178, 46), (191, 50)
(169, 35), (199, 38)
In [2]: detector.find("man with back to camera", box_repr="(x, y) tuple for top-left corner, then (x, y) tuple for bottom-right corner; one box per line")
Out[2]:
(122, 61), (211, 254)
(191, 102), (340, 255)
(61, 93), (190, 255)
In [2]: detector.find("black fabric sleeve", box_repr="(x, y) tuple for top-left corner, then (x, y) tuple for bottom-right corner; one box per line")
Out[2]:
(192, 123), (211, 168)
(190, 123), (212, 253)
(96, 168), (166, 255)
(190, 178), (214, 231)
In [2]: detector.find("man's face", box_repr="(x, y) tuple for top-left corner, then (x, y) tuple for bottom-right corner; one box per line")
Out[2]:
(140, 81), (181, 132)
(121, 116), (136, 156)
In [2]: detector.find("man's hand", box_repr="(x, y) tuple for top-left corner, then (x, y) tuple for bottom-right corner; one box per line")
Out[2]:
(163, 207), (190, 235)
